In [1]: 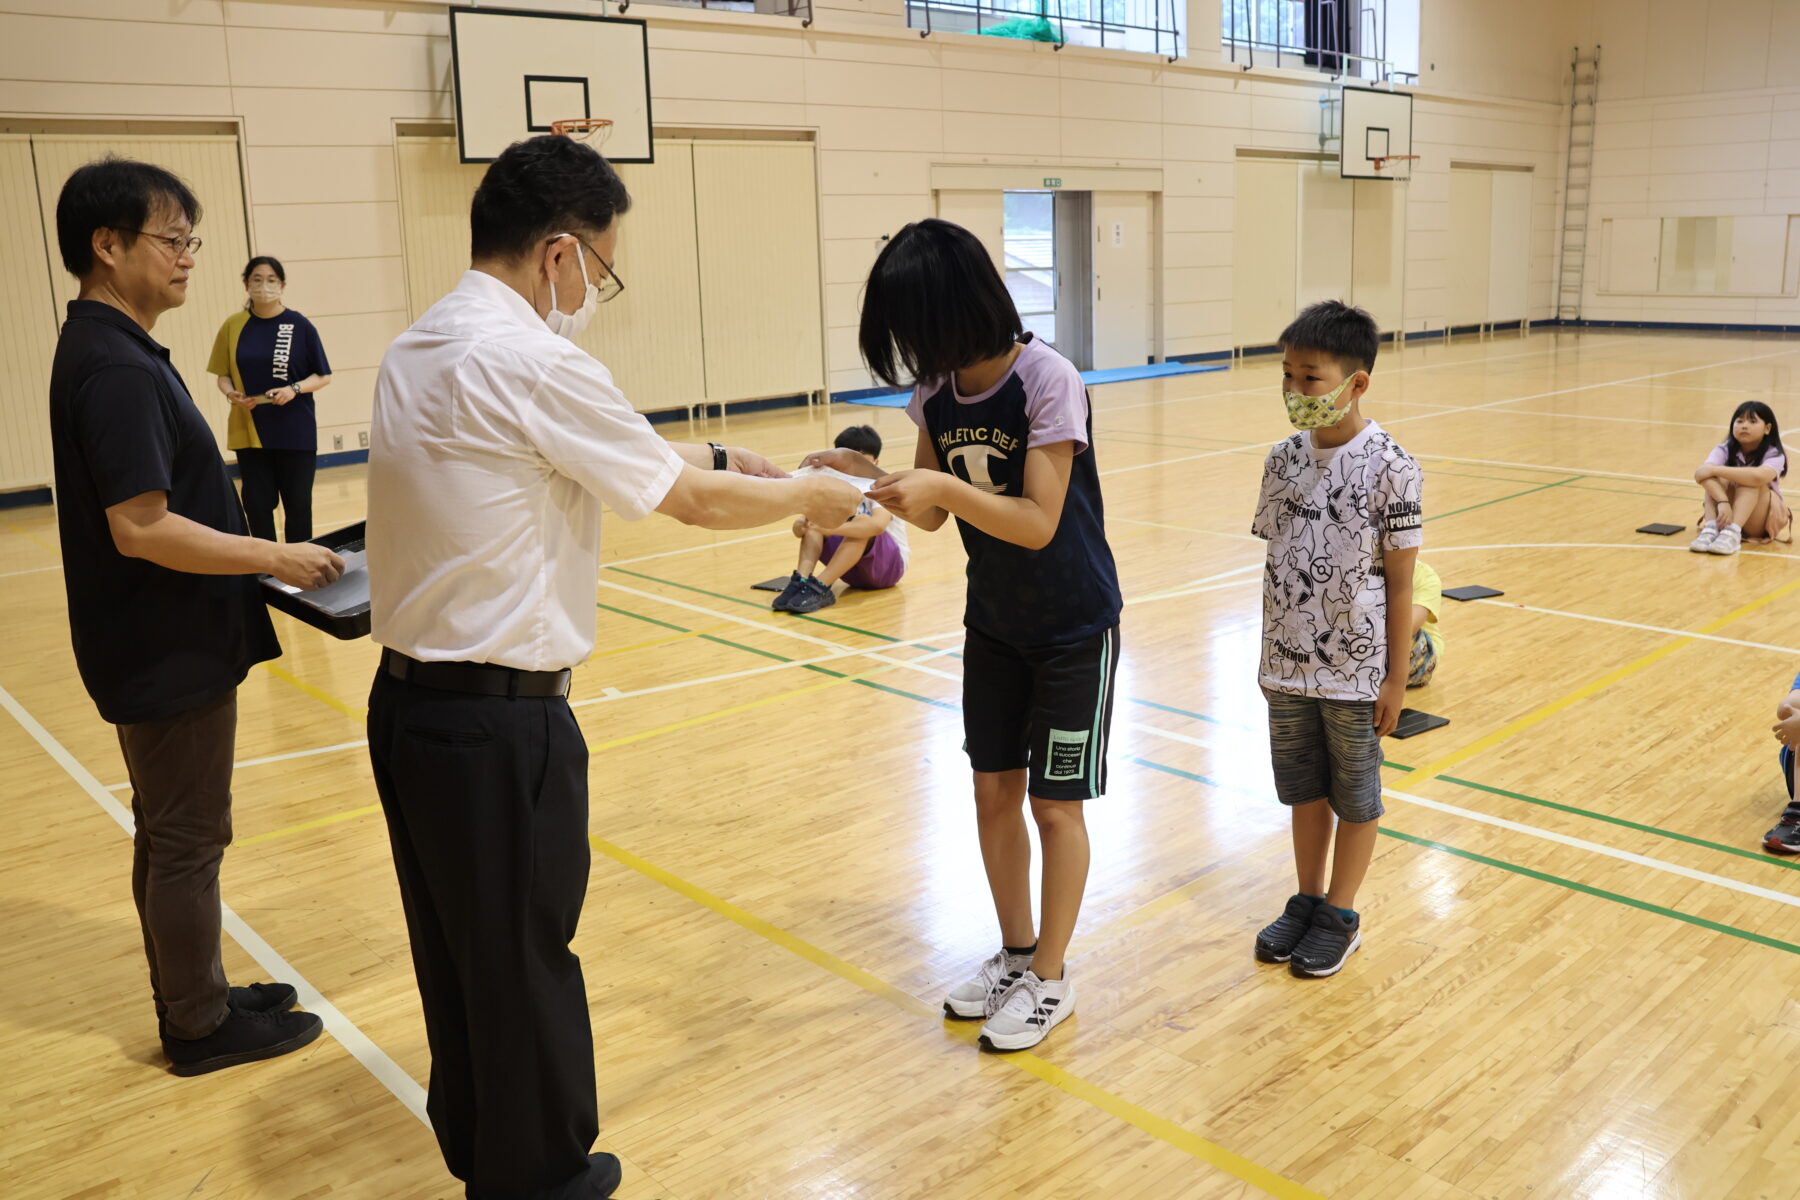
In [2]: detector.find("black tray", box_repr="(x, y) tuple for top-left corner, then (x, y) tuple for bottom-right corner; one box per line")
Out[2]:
(260, 521), (371, 641)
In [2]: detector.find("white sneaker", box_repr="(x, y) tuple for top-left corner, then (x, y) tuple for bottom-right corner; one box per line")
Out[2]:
(978, 970), (1073, 1051)
(1708, 523), (1743, 555)
(943, 949), (1032, 1020)
(1689, 522), (1719, 552)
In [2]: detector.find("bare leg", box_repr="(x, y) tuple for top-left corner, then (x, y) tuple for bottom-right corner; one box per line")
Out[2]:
(1026, 797), (1090, 980)
(1730, 483), (1773, 537)
(974, 770), (1035, 949)
(1325, 816), (1380, 910)
(796, 527), (826, 576)
(1292, 798), (1333, 897)
(814, 537), (868, 591)
(1700, 477), (1732, 524)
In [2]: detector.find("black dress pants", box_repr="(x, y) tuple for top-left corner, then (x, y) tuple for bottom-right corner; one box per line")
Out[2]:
(367, 671), (598, 1199)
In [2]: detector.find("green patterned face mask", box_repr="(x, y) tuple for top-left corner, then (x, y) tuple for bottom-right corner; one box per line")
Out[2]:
(1282, 374), (1356, 430)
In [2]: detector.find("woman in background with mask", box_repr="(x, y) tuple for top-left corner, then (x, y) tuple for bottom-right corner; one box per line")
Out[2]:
(208, 255), (333, 542)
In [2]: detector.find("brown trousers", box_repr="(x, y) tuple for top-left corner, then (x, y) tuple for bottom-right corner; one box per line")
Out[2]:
(115, 688), (237, 1040)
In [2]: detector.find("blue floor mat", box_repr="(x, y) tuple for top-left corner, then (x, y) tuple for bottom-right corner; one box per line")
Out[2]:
(837, 360), (1225, 407)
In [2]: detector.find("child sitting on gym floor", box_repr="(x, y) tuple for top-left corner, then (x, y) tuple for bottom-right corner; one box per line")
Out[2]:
(773, 425), (909, 614)
(1408, 560), (1444, 687)
(1690, 401), (1790, 556)
(1768, 670), (1800, 853)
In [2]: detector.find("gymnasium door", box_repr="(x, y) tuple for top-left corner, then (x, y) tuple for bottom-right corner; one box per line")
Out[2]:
(1091, 191), (1153, 370)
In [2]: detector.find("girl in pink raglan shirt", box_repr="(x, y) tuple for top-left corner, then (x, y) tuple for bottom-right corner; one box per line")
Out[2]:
(1691, 400), (1789, 556)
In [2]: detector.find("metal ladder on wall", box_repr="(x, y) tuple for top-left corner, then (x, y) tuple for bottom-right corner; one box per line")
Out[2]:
(1557, 46), (1601, 322)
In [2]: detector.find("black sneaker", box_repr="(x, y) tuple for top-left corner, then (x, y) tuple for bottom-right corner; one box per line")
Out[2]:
(1289, 904), (1361, 978)
(230, 981), (297, 1014)
(1765, 807), (1800, 854)
(785, 576), (837, 614)
(163, 1006), (323, 1077)
(770, 572), (807, 612)
(1254, 893), (1323, 962)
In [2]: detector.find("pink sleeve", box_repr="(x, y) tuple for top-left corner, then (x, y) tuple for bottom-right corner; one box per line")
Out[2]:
(904, 382), (932, 431)
(1766, 449), (1787, 477)
(1705, 444), (1728, 466)
(1018, 351), (1090, 453)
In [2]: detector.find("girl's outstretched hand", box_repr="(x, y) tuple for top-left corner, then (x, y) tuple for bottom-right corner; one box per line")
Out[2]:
(867, 470), (943, 523)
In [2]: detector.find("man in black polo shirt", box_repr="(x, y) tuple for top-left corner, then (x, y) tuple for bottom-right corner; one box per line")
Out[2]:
(50, 157), (345, 1076)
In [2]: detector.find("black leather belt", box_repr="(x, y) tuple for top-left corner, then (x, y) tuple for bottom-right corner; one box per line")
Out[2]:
(381, 649), (571, 699)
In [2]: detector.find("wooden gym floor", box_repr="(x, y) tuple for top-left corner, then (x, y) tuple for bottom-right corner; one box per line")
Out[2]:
(5, 328), (1800, 1200)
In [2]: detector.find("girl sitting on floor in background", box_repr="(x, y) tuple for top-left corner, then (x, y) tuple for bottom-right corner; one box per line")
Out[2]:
(1691, 401), (1789, 556)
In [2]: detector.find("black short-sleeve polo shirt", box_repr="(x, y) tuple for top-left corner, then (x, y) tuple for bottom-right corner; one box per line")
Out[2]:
(49, 300), (280, 725)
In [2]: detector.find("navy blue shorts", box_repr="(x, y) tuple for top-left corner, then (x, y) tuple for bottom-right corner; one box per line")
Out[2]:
(961, 625), (1119, 800)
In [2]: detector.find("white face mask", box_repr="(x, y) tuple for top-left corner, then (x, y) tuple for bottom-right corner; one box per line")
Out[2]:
(247, 280), (282, 305)
(543, 237), (598, 340)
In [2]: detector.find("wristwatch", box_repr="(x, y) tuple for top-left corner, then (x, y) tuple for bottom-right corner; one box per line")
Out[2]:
(709, 442), (727, 471)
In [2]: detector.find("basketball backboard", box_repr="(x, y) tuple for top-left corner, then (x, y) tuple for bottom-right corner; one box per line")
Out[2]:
(1338, 86), (1413, 180)
(449, 6), (653, 164)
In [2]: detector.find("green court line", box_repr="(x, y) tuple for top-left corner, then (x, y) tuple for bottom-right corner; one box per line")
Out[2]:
(606, 565), (903, 643)
(592, 600), (1800, 959)
(1387, 763), (1800, 875)
(1426, 475), (1585, 523)
(596, 601), (687, 634)
(1131, 696), (1800, 875)
(1378, 829), (1800, 958)
(596, 600), (956, 711)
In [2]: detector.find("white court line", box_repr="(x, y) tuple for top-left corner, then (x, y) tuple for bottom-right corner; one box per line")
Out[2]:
(105, 738), (374, 792)
(1381, 347), (1800, 431)
(604, 528), (787, 569)
(1108, 515), (1262, 543)
(1425, 539), (1795, 562)
(1474, 598), (1800, 656)
(1474, 406), (1719, 431)
(0, 564), (61, 579)
(1382, 787), (1800, 910)
(567, 627), (968, 709)
(1416, 457), (1692, 485)
(0, 679), (429, 1126)
(1094, 338), (1630, 416)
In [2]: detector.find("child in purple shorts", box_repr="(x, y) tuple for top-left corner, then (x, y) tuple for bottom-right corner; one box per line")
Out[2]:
(774, 425), (910, 614)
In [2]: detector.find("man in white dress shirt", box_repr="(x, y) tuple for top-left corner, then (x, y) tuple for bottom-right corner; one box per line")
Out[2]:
(366, 135), (857, 1200)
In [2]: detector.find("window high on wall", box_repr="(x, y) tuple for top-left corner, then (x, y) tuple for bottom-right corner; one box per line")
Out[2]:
(1223, 0), (1419, 83)
(908, 0), (1185, 58)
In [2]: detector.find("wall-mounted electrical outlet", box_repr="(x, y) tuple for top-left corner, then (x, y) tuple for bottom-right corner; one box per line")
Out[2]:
(358, 430), (369, 449)
(332, 434), (343, 450)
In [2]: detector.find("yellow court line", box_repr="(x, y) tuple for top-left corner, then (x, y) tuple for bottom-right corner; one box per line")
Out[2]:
(236, 803), (381, 848)
(1404, 573), (1800, 789)
(589, 833), (1327, 1200)
(5, 523), (61, 558)
(261, 661), (368, 722)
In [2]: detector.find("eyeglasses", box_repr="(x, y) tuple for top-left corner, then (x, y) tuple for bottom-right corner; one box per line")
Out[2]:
(116, 229), (203, 256)
(548, 234), (624, 304)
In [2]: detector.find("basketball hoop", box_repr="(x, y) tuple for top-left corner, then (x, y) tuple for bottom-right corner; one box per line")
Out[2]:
(551, 118), (614, 150)
(1371, 154), (1420, 173)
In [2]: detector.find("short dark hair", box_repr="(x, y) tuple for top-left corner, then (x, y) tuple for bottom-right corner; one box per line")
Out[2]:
(1279, 300), (1380, 374)
(469, 135), (631, 262)
(833, 424), (882, 458)
(858, 219), (1021, 388)
(55, 156), (201, 277)
(242, 255), (285, 284)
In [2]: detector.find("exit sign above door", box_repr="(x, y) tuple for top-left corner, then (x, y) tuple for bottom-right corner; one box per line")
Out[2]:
(1043, 177), (1062, 188)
